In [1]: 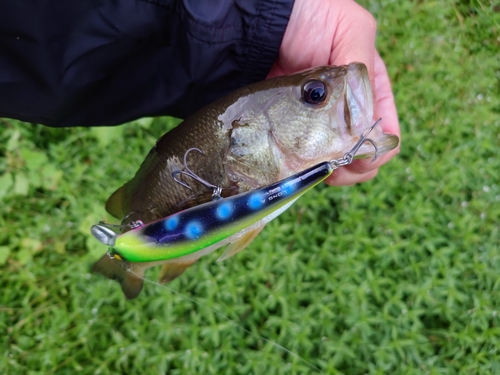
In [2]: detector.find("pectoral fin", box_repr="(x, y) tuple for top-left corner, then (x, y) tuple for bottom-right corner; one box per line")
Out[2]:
(158, 259), (198, 284)
(217, 224), (266, 262)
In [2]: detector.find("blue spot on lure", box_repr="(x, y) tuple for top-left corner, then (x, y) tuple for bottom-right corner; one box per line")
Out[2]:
(91, 120), (380, 299)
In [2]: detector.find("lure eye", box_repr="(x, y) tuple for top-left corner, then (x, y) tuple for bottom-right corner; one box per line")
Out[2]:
(302, 80), (327, 105)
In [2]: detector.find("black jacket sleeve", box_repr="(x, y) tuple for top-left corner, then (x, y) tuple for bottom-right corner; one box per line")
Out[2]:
(0, 0), (294, 127)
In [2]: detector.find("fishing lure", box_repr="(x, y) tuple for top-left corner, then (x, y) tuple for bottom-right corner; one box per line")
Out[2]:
(91, 120), (380, 265)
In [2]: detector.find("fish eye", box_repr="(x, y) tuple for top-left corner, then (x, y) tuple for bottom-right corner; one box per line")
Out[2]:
(302, 80), (327, 105)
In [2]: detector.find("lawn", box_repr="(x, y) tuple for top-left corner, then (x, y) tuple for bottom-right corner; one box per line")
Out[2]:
(1, 1), (499, 374)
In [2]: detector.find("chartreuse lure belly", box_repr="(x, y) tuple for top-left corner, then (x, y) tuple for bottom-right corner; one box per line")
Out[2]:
(96, 161), (334, 263)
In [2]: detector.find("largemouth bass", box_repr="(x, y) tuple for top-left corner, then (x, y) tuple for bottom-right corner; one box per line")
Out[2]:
(92, 63), (399, 298)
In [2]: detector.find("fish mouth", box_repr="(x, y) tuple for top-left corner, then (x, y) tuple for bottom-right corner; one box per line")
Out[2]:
(342, 63), (399, 159)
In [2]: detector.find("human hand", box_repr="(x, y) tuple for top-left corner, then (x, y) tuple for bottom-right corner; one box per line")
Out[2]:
(267, 0), (401, 186)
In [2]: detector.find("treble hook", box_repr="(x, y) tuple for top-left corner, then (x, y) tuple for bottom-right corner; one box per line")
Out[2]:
(172, 148), (222, 199)
(330, 118), (381, 169)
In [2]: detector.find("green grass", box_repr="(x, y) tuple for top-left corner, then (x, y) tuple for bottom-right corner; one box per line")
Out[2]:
(1, 1), (499, 374)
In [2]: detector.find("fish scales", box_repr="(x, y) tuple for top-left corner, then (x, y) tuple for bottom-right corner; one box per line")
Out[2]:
(106, 109), (229, 225)
(105, 76), (318, 225)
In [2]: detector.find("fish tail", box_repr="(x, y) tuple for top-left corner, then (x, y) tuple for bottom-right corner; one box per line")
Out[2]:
(91, 254), (144, 299)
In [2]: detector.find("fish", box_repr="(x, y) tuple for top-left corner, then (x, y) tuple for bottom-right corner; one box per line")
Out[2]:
(92, 63), (399, 298)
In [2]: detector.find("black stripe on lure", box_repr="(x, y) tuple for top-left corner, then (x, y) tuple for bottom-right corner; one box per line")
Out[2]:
(91, 119), (380, 266)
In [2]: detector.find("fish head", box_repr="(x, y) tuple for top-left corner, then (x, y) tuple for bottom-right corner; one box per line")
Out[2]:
(264, 63), (399, 173)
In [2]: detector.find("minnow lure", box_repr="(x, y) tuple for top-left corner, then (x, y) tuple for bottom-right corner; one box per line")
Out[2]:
(91, 120), (380, 298)
(95, 161), (332, 260)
